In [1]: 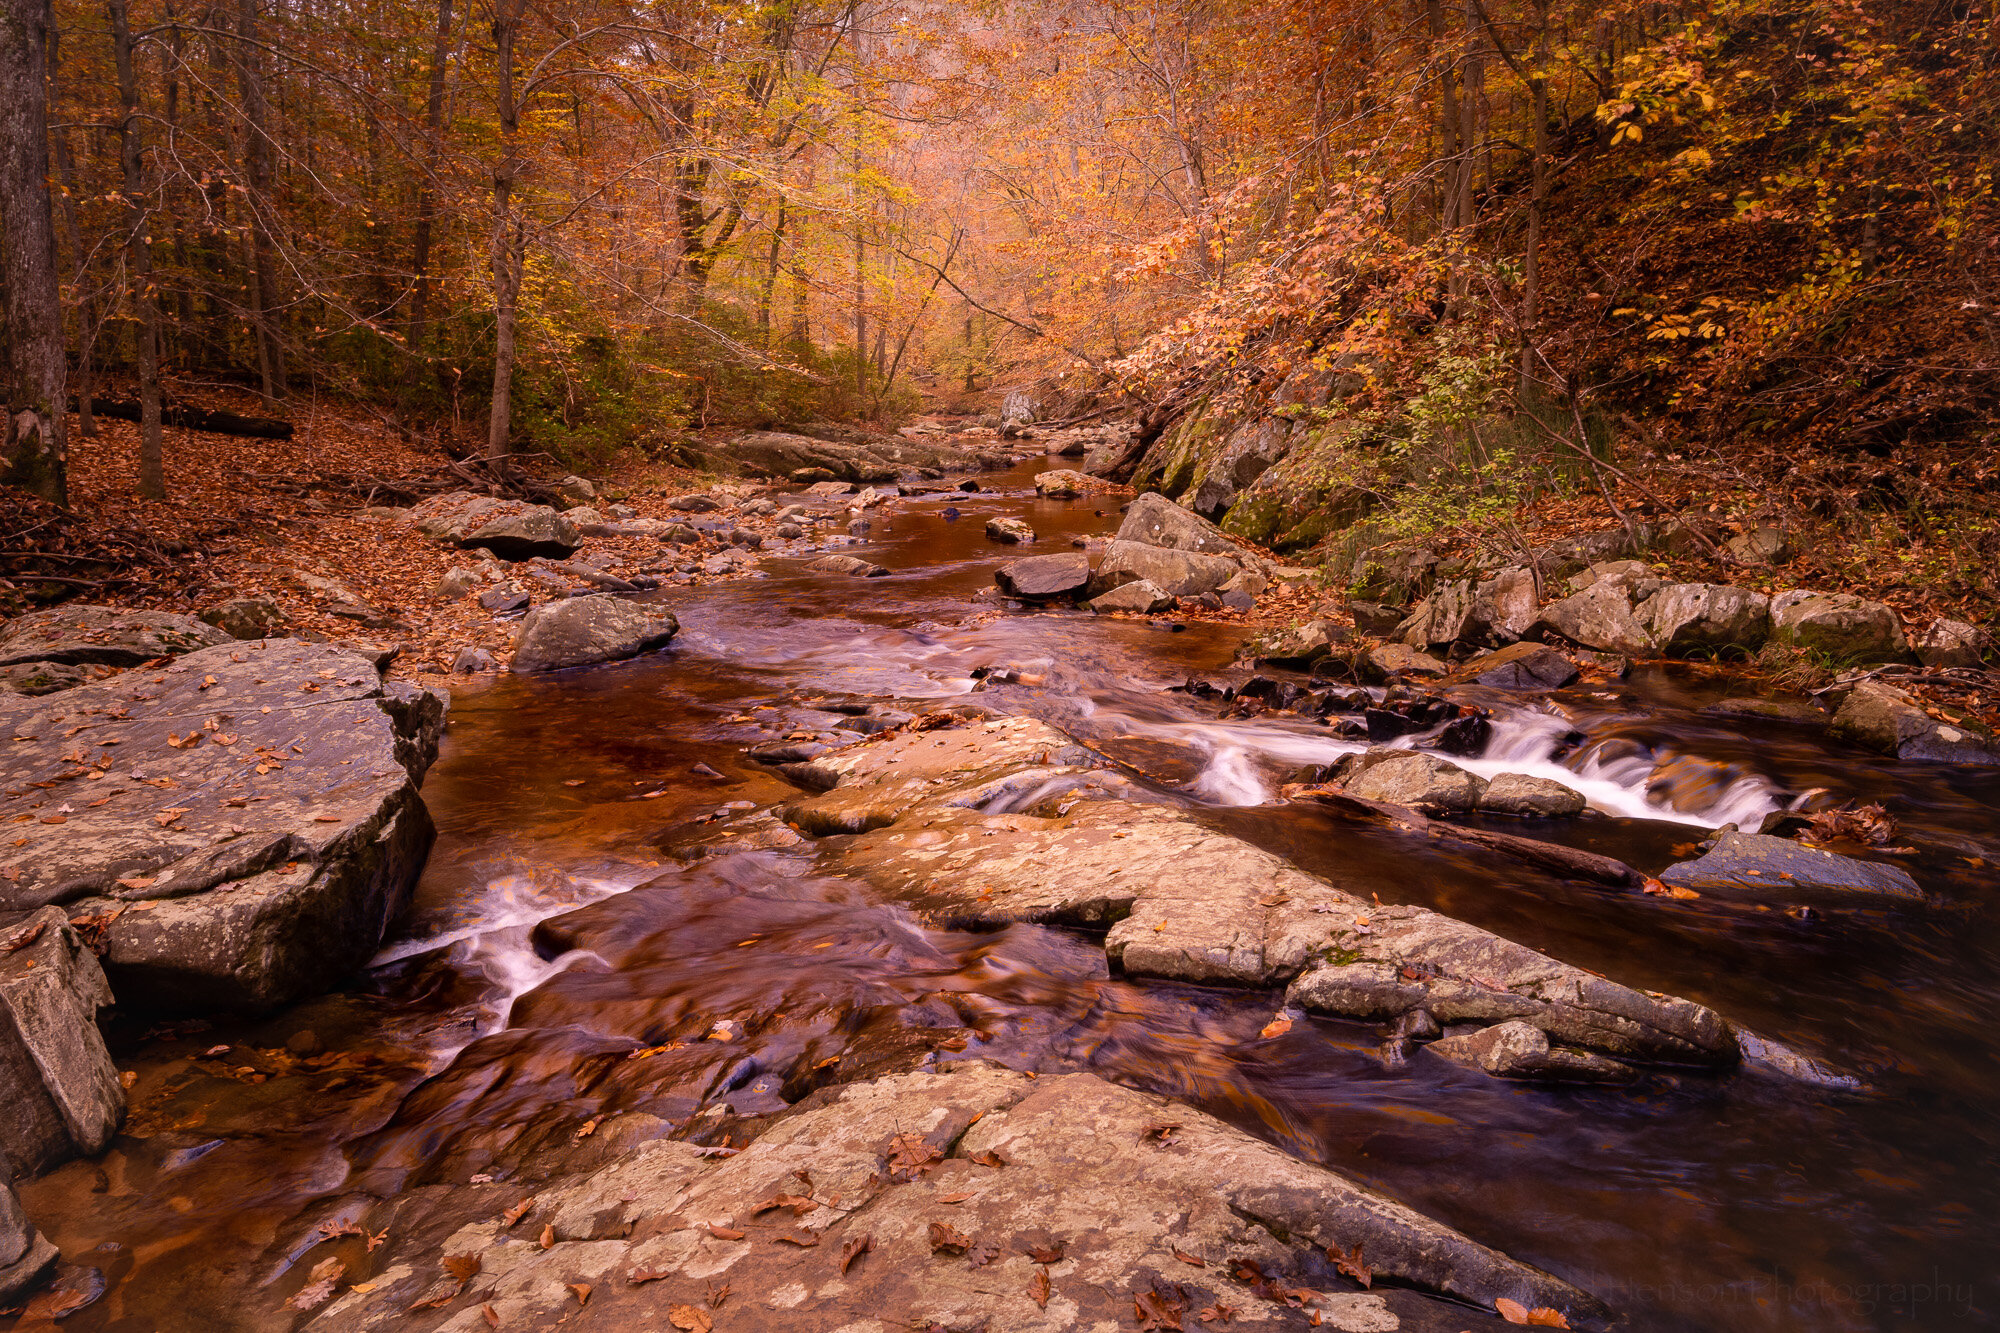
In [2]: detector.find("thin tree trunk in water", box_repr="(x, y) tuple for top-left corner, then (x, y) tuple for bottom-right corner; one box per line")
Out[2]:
(487, 0), (522, 461)
(405, 0), (452, 404)
(109, 0), (164, 498)
(0, 0), (69, 503)
(46, 20), (94, 440)
(236, 0), (285, 405)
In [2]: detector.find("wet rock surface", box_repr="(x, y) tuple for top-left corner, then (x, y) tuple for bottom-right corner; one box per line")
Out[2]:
(305, 1064), (1603, 1333)
(0, 909), (123, 1176)
(0, 639), (444, 1010)
(1427, 1019), (1636, 1083)
(1659, 830), (1924, 903)
(0, 1183), (58, 1302)
(994, 552), (1088, 600)
(510, 597), (680, 674)
(1828, 679), (1997, 763)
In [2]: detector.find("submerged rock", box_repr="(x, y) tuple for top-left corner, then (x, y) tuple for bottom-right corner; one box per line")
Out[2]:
(806, 554), (892, 579)
(1658, 829), (1924, 902)
(985, 516), (1036, 544)
(1479, 772), (1588, 817)
(0, 640), (444, 1011)
(0, 908), (123, 1175)
(302, 1064), (1605, 1333)
(511, 596), (680, 673)
(0, 604), (231, 668)
(0, 1183), (58, 1303)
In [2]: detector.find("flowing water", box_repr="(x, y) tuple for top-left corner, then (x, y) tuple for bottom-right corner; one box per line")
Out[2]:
(16, 460), (2000, 1331)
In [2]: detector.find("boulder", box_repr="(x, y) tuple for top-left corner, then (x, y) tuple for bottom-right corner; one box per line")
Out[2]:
(1537, 581), (1656, 656)
(562, 506), (604, 527)
(669, 492), (725, 510)
(1466, 566), (1539, 644)
(0, 605), (231, 668)
(1829, 680), (1997, 763)
(1365, 643), (1447, 678)
(1640, 583), (1771, 654)
(0, 1184), (57, 1303)
(429, 568), (483, 601)
(450, 646), (498, 673)
(1768, 590), (1909, 663)
(1034, 468), (1090, 498)
(0, 640), (443, 1011)
(1460, 641), (1578, 690)
(1397, 579), (1474, 649)
(1479, 772), (1587, 817)
(1428, 1020), (1635, 1083)
(806, 554), (891, 579)
(477, 585), (529, 613)
(1563, 559), (1653, 594)
(1, 908), (123, 1175)
(1115, 492), (1242, 558)
(994, 552), (1089, 600)
(1088, 579), (1176, 614)
(1702, 696), (1827, 725)
(1658, 829), (1925, 902)
(198, 596), (290, 640)
(1247, 618), (1348, 666)
(0, 662), (92, 697)
(304, 1064), (1605, 1333)
(985, 516), (1035, 544)
(406, 492), (581, 560)
(1187, 417), (1292, 520)
(511, 596), (680, 674)
(1347, 600), (1405, 636)
(1079, 428), (1147, 482)
(1345, 752), (1487, 813)
(1913, 618), (1989, 668)
(1091, 539), (1240, 599)
(555, 474), (597, 507)
(1216, 569), (1264, 610)
(1725, 525), (1791, 565)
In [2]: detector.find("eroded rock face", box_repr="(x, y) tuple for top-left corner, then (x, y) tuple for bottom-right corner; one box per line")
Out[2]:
(1640, 583), (1771, 654)
(0, 605), (231, 668)
(1468, 566), (1539, 644)
(0, 909), (123, 1175)
(1658, 830), (1924, 902)
(407, 492), (582, 560)
(994, 553), (1089, 600)
(304, 1064), (1606, 1333)
(1091, 539), (1240, 599)
(764, 715), (1740, 1069)
(1768, 590), (1909, 663)
(510, 597), (679, 674)
(0, 639), (445, 1011)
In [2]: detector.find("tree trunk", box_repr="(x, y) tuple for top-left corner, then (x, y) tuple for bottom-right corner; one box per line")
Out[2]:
(404, 0), (453, 404)
(0, 0), (68, 503)
(45, 18), (93, 440)
(235, 0), (286, 405)
(486, 0), (522, 460)
(757, 200), (787, 344)
(1519, 0), (1549, 392)
(109, 0), (164, 498)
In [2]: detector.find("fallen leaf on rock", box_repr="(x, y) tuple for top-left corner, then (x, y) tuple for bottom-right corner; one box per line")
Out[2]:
(928, 1221), (970, 1255)
(1497, 1297), (1531, 1324)
(706, 1222), (746, 1240)
(443, 1253), (482, 1286)
(967, 1240), (1001, 1268)
(308, 1256), (346, 1283)
(1198, 1304), (1238, 1324)
(481, 1304), (499, 1328)
(1527, 1308), (1571, 1328)
(1141, 1120), (1182, 1144)
(573, 1116), (599, 1139)
(938, 1191), (975, 1204)
(1026, 1240), (1065, 1264)
(887, 1131), (943, 1179)
(668, 1305), (713, 1331)
(566, 1283), (590, 1306)
(775, 1231), (820, 1247)
(1326, 1240), (1370, 1288)
(22, 1286), (92, 1321)
(1172, 1247), (1205, 1267)
(1260, 1016), (1293, 1039)
(706, 1282), (730, 1308)
(538, 1223), (554, 1250)
(288, 1278), (337, 1312)
(841, 1234), (873, 1274)
(968, 1149), (1007, 1169)
(1028, 1266), (1052, 1309)
(629, 1268), (669, 1286)
(501, 1197), (534, 1229)
(2, 920), (46, 952)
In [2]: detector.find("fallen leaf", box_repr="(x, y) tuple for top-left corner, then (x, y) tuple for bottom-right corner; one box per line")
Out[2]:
(538, 1223), (555, 1250)
(1498, 1297), (1531, 1324)
(114, 875), (155, 889)
(840, 1234), (873, 1274)
(22, 1287), (92, 1321)
(1141, 1120), (1182, 1144)
(1527, 1308), (1572, 1328)
(39, 814), (65, 824)
(774, 1231), (820, 1247)
(928, 1221), (970, 1255)
(1198, 1304), (1238, 1324)
(1028, 1266), (1052, 1309)
(444, 1253), (482, 1286)
(566, 1282), (591, 1306)
(706, 1222), (745, 1240)
(753, 1192), (817, 1219)
(1260, 1016), (1293, 1039)
(706, 1282), (731, 1309)
(1326, 1240), (1371, 1288)
(968, 1149), (1007, 1169)
(668, 1304), (714, 1332)
(966, 1240), (1001, 1268)
(630, 1267), (670, 1285)
(288, 1278), (337, 1312)
(501, 1197), (534, 1229)
(1026, 1240), (1065, 1264)
(573, 1116), (599, 1139)
(309, 1255), (346, 1283)
(481, 1304), (499, 1328)
(1172, 1247), (1205, 1267)
(938, 1191), (975, 1204)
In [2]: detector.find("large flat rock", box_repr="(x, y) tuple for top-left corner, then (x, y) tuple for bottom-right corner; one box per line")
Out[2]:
(0, 639), (445, 1011)
(305, 1065), (1606, 1332)
(1658, 829), (1924, 903)
(0, 605), (232, 669)
(764, 716), (1741, 1069)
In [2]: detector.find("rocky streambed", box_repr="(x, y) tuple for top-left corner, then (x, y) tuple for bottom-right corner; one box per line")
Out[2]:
(3, 457), (1998, 1333)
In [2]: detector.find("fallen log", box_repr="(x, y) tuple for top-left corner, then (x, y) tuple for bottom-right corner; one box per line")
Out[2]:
(1289, 787), (1645, 888)
(83, 398), (294, 439)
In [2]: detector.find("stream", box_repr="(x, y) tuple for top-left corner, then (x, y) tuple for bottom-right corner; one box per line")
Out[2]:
(16, 460), (2000, 1332)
